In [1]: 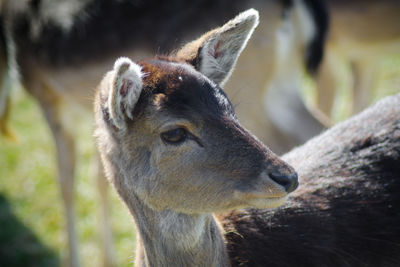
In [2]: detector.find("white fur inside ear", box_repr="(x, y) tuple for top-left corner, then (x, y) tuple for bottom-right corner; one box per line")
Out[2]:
(108, 57), (143, 129)
(199, 9), (259, 85)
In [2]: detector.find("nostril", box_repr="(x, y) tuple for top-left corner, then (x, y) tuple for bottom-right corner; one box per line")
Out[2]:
(269, 172), (299, 193)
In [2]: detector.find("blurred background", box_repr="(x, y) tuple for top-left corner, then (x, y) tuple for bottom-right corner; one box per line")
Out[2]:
(1, 0), (399, 266)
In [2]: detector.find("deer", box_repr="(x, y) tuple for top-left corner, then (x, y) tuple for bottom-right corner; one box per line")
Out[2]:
(94, 9), (299, 266)
(315, 0), (400, 117)
(94, 7), (400, 267)
(0, 1), (328, 266)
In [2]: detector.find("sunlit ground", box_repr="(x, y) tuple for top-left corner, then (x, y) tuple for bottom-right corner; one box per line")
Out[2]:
(0, 54), (399, 266)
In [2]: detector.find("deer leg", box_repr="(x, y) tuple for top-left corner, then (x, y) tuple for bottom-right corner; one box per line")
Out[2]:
(93, 152), (115, 267)
(351, 58), (377, 114)
(315, 48), (342, 118)
(34, 89), (80, 267)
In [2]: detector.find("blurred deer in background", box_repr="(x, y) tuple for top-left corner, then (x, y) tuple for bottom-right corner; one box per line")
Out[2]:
(0, 0), (328, 266)
(316, 0), (400, 117)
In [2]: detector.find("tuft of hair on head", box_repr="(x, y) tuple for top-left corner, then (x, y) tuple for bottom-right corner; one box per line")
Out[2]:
(107, 57), (143, 130)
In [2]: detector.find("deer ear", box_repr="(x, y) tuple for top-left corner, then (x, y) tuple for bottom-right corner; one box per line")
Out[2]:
(107, 57), (143, 129)
(176, 9), (259, 86)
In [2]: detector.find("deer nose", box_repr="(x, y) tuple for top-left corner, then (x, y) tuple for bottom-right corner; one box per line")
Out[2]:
(269, 171), (299, 193)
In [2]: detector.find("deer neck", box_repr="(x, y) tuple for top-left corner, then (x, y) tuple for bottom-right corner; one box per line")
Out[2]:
(125, 192), (230, 267)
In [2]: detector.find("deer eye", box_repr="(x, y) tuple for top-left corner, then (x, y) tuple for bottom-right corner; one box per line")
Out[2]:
(161, 128), (187, 144)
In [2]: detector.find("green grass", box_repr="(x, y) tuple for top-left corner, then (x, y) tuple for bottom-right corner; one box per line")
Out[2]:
(0, 89), (136, 267)
(0, 54), (399, 267)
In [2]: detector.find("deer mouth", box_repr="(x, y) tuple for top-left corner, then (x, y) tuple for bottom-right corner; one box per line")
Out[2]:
(234, 189), (289, 209)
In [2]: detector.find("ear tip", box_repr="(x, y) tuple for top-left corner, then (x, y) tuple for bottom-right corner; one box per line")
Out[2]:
(242, 8), (259, 19)
(113, 57), (142, 78)
(114, 57), (133, 71)
(238, 8), (259, 26)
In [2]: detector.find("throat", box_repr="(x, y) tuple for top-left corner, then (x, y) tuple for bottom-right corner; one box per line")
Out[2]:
(129, 200), (229, 267)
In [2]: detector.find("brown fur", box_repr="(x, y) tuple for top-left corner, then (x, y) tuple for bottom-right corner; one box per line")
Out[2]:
(221, 93), (400, 266)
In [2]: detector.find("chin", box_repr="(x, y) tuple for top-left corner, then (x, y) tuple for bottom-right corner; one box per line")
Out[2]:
(248, 196), (288, 209)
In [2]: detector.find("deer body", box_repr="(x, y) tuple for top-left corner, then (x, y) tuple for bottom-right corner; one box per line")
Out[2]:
(223, 93), (400, 266)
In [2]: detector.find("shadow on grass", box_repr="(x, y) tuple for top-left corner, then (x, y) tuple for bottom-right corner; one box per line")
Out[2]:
(0, 194), (59, 267)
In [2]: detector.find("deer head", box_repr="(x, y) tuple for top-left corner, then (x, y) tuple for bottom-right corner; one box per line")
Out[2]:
(94, 9), (298, 215)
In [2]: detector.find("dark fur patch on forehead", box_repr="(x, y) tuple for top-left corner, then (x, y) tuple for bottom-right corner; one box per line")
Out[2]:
(137, 59), (235, 119)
